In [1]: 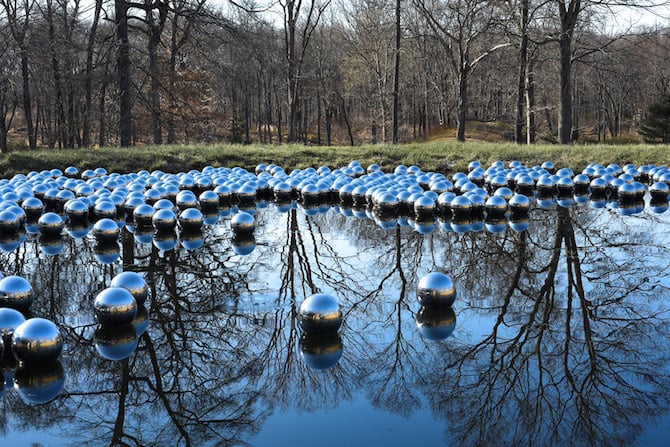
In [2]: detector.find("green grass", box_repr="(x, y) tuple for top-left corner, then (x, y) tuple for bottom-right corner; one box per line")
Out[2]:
(1, 142), (670, 178)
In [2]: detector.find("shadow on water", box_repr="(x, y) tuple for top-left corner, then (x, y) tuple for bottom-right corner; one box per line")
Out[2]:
(1, 202), (669, 446)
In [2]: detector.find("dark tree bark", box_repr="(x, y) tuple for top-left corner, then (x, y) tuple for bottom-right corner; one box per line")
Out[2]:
(392, 0), (401, 144)
(116, 0), (132, 147)
(557, 0), (580, 144)
(82, 0), (102, 147)
(515, 0), (529, 144)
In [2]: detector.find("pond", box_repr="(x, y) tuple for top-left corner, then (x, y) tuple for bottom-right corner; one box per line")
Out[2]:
(1, 164), (670, 446)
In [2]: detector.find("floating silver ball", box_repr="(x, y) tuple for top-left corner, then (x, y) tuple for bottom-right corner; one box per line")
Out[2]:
(414, 195), (436, 218)
(12, 318), (63, 364)
(37, 212), (64, 236)
(93, 218), (120, 241)
(133, 204), (155, 227)
(94, 324), (138, 361)
(231, 211), (255, 233)
(64, 199), (89, 221)
(94, 200), (118, 219)
(178, 208), (204, 231)
(152, 208), (177, 232)
(94, 287), (138, 326)
(536, 175), (556, 195)
(617, 182), (637, 201)
(0, 307), (26, 347)
(13, 361), (65, 404)
(299, 293), (342, 334)
(299, 332), (343, 370)
(175, 190), (198, 211)
(485, 195), (507, 217)
(0, 276), (33, 311)
(376, 192), (399, 215)
(589, 177), (608, 196)
(199, 190), (219, 210)
(110, 272), (149, 306)
(493, 187), (514, 201)
(153, 198), (176, 212)
(556, 176), (574, 195)
(508, 193), (531, 214)
(21, 197), (44, 222)
(416, 306), (456, 341)
(64, 166), (78, 177)
(450, 195), (472, 218)
(0, 210), (20, 233)
(417, 272), (456, 308)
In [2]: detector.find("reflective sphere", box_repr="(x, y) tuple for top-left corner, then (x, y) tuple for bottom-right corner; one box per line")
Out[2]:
(178, 208), (204, 231)
(94, 324), (138, 361)
(450, 195), (472, 218)
(414, 195), (436, 217)
(416, 306), (457, 341)
(299, 293), (342, 334)
(508, 193), (531, 214)
(152, 208), (177, 232)
(13, 361), (65, 404)
(37, 212), (64, 236)
(417, 272), (456, 308)
(199, 190), (219, 210)
(110, 272), (149, 306)
(94, 200), (118, 219)
(299, 332), (343, 370)
(0, 276), (33, 311)
(94, 287), (138, 326)
(21, 197), (44, 221)
(231, 211), (255, 233)
(0, 210), (20, 233)
(133, 204), (155, 227)
(93, 218), (120, 241)
(485, 195), (507, 217)
(0, 307), (26, 345)
(12, 318), (63, 364)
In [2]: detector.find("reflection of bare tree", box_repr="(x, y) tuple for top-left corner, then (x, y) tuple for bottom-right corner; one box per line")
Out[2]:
(425, 206), (670, 446)
(1, 204), (670, 446)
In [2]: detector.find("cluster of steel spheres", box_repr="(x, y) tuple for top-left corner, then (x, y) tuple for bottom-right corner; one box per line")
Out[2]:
(0, 275), (65, 404)
(93, 271), (150, 361)
(415, 272), (457, 341)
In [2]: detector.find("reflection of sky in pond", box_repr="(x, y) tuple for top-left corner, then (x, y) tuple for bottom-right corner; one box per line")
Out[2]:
(1, 200), (670, 446)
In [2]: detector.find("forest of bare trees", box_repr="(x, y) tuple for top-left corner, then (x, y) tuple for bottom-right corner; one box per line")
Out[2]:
(0, 0), (668, 152)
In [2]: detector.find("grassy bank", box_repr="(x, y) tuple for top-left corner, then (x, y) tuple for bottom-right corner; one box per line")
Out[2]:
(2, 142), (669, 178)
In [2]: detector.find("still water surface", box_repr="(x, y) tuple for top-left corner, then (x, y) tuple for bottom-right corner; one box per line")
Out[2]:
(1, 201), (669, 446)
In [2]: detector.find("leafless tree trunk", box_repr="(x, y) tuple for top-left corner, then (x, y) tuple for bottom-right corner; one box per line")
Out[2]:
(116, 0), (132, 147)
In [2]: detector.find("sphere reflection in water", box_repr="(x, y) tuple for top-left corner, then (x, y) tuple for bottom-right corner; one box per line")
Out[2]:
(417, 272), (456, 308)
(231, 233), (256, 256)
(94, 241), (121, 264)
(0, 275), (33, 311)
(299, 332), (343, 370)
(94, 287), (138, 326)
(12, 318), (63, 364)
(299, 293), (342, 334)
(13, 361), (65, 404)
(94, 324), (138, 361)
(132, 305), (149, 336)
(181, 230), (205, 251)
(153, 230), (178, 252)
(110, 272), (149, 306)
(416, 306), (457, 341)
(39, 235), (64, 256)
(0, 307), (25, 348)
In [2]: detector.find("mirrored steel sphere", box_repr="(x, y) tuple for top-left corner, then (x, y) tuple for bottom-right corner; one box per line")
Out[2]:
(94, 287), (138, 326)
(485, 195), (507, 217)
(450, 195), (472, 218)
(93, 218), (120, 241)
(0, 276), (33, 311)
(64, 199), (89, 221)
(417, 272), (456, 308)
(110, 272), (149, 306)
(0, 210), (20, 233)
(299, 332), (343, 370)
(12, 318), (63, 364)
(178, 207), (204, 231)
(94, 324), (138, 361)
(199, 190), (219, 210)
(416, 306), (456, 341)
(133, 204), (155, 227)
(508, 193), (530, 214)
(231, 211), (255, 233)
(21, 197), (44, 222)
(0, 307), (26, 346)
(37, 212), (64, 236)
(64, 166), (78, 177)
(13, 361), (65, 404)
(152, 208), (177, 232)
(94, 200), (118, 219)
(414, 195), (436, 217)
(617, 182), (637, 201)
(299, 293), (342, 334)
